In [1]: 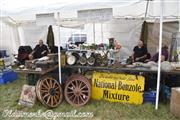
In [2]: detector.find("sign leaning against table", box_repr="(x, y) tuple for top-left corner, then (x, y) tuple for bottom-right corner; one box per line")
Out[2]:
(92, 72), (145, 104)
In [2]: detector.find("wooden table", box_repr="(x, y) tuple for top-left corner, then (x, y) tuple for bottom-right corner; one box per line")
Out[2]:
(15, 65), (59, 85)
(15, 65), (59, 75)
(64, 65), (180, 75)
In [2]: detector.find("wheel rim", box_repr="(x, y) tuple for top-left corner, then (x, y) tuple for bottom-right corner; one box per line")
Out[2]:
(64, 75), (91, 107)
(36, 76), (63, 108)
(79, 56), (87, 65)
(87, 57), (95, 66)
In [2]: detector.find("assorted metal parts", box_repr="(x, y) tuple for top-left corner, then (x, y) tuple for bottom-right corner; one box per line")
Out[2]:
(36, 76), (63, 108)
(64, 74), (91, 107)
(66, 50), (109, 67)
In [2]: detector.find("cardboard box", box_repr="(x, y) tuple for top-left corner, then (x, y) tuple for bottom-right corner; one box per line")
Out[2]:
(19, 85), (36, 107)
(170, 87), (180, 118)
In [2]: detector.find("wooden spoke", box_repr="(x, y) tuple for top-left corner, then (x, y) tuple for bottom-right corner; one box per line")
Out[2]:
(41, 83), (49, 89)
(40, 89), (48, 93)
(70, 82), (76, 89)
(80, 84), (87, 90)
(67, 91), (74, 94)
(68, 94), (75, 100)
(75, 80), (78, 87)
(77, 96), (80, 104)
(81, 90), (89, 93)
(47, 95), (51, 104)
(52, 81), (56, 88)
(73, 96), (77, 103)
(78, 81), (82, 88)
(54, 86), (60, 90)
(45, 79), (50, 88)
(79, 95), (85, 103)
(49, 79), (53, 88)
(51, 96), (54, 106)
(67, 86), (73, 90)
(43, 93), (49, 99)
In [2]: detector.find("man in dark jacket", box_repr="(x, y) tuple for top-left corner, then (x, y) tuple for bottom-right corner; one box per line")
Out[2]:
(132, 40), (148, 62)
(30, 40), (48, 59)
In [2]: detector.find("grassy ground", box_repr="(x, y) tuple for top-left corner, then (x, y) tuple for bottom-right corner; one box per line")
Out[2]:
(0, 74), (179, 120)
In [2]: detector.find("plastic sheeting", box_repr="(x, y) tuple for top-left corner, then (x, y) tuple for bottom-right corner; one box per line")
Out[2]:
(0, 20), (20, 54)
(147, 21), (179, 55)
(59, 19), (143, 59)
(105, 19), (143, 59)
(1, 1), (179, 21)
(18, 23), (48, 49)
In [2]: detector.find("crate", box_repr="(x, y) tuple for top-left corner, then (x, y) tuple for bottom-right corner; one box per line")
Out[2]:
(143, 91), (156, 104)
(161, 85), (171, 100)
(0, 50), (7, 58)
(170, 87), (180, 118)
(0, 70), (18, 84)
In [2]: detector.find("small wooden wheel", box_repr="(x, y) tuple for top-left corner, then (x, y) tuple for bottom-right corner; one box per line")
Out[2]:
(64, 74), (91, 107)
(36, 76), (63, 108)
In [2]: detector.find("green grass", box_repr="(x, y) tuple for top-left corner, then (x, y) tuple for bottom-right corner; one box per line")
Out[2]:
(0, 74), (179, 120)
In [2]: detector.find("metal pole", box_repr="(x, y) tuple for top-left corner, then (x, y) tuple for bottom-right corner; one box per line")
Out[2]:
(93, 22), (95, 43)
(155, 0), (163, 110)
(145, 0), (150, 20)
(57, 12), (62, 84)
(179, 0), (180, 32)
(101, 23), (104, 43)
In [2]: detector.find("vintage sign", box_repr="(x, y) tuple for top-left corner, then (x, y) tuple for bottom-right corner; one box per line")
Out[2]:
(92, 72), (145, 104)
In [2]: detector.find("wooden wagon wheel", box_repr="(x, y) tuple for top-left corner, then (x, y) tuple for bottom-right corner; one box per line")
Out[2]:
(64, 74), (91, 107)
(35, 76), (63, 108)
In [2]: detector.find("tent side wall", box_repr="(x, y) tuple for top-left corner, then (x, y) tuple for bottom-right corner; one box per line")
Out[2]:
(0, 20), (20, 55)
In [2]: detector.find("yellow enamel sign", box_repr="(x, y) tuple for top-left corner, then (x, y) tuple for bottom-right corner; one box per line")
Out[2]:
(92, 72), (145, 104)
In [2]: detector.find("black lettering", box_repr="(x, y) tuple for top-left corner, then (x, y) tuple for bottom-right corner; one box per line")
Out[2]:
(103, 90), (109, 99)
(126, 95), (130, 101)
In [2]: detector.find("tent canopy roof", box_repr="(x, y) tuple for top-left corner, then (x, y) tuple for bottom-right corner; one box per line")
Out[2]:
(0, 0), (180, 22)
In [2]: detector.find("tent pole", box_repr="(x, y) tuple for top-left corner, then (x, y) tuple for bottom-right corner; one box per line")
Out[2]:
(57, 12), (62, 84)
(93, 22), (95, 43)
(145, 0), (150, 20)
(101, 23), (103, 43)
(155, 0), (163, 110)
(179, 0), (180, 32)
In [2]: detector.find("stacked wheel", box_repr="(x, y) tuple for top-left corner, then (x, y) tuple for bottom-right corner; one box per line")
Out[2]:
(36, 76), (63, 108)
(64, 75), (91, 107)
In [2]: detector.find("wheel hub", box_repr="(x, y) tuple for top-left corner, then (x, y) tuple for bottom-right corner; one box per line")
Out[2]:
(74, 88), (81, 96)
(49, 88), (56, 96)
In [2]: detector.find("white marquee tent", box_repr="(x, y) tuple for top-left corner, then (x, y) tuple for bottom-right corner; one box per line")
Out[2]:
(0, 0), (180, 109)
